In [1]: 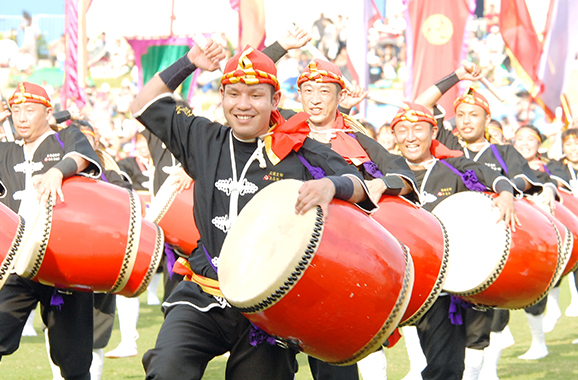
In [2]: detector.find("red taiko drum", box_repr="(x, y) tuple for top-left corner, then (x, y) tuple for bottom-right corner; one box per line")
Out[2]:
(432, 192), (561, 309)
(0, 202), (26, 290)
(145, 179), (199, 255)
(218, 179), (413, 365)
(556, 190), (578, 274)
(14, 176), (164, 297)
(371, 195), (448, 326)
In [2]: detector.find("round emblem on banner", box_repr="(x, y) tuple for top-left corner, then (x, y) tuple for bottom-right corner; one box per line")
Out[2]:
(422, 14), (453, 45)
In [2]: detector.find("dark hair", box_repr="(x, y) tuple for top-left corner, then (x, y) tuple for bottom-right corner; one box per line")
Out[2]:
(516, 124), (544, 142)
(488, 119), (503, 130)
(562, 128), (578, 143)
(70, 120), (94, 133)
(359, 120), (376, 138)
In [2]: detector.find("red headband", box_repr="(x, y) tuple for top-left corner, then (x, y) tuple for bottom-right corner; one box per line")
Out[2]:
(9, 82), (52, 108)
(297, 59), (346, 89)
(221, 46), (279, 91)
(391, 102), (436, 129)
(454, 87), (491, 116)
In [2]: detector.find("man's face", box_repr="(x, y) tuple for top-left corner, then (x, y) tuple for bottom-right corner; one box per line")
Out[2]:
(11, 102), (52, 143)
(393, 120), (437, 164)
(221, 83), (280, 140)
(563, 137), (578, 164)
(455, 103), (490, 144)
(298, 81), (345, 129)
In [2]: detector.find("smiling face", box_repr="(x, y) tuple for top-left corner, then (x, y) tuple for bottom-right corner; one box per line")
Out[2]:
(393, 120), (438, 164)
(221, 82), (280, 140)
(564, 136), (578, 164)
(455, 103), (491, 144)
(10, 102), (52, 143)
(298, 81), (345, 129)
(513, 127), (541, 161)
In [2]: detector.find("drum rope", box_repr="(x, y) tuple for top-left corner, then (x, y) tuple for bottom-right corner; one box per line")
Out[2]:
(0, 216), (25, 284)
(25, 196), (53, 279)
(132, 225), (165, 297)
(334, 242), (414, 365)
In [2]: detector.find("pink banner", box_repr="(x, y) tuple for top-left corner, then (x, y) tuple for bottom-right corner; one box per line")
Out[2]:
(62, 0), (87, 110)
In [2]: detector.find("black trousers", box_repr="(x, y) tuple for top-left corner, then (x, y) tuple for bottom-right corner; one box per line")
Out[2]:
(0, 274), (93, 380)
(525, 295), (548, 316)
(416, 296), (466, 380)
(465, 307), (493, 350)
(308, 356), (359, 380)
(143, 302), (297, 380)
(93, 292), (115, 349)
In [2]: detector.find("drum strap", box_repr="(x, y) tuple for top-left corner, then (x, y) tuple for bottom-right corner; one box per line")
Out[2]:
(489, 145), (509, 175)
(440, 160), (487, 191)
(173, 257), (224, 298)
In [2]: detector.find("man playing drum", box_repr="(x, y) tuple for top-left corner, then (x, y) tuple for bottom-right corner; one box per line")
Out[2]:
(417, 64), (558, 375)
(131, 39), (375, 379)
(293, 58), (418, 380)
(390, 101), (518, 380)
(0, 82), (102, 380)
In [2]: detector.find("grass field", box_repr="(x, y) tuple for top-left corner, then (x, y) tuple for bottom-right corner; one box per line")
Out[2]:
(2, 276), (578, 380)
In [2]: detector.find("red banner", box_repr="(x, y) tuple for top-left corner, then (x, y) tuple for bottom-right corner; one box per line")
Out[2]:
(499, 0), (542, 93)
(404, 0), (475, 118)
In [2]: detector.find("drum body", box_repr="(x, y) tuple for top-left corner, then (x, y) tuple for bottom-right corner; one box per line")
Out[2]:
(146, 180), (199, 255)
(558, 189), (578, 274)
(14, 176), (164, 297)
(0, 202), (26, 290)
(219, 180), (413, 365)
(432, 192), (560, 309)
(372, 195), (448, 326)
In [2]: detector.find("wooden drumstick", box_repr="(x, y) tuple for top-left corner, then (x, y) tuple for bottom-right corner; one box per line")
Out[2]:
(479, 77), (505, 103)
(192, 33), (226, 72)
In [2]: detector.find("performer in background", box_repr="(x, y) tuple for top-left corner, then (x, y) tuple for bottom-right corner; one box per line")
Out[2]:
(0, 82), (101, 380)
(45, 120), (132, 380)
(390, 101), (517, 380)
(415, 63), (552, 377)
(131, 39), (374, 379)
(547, 128), (578, 327)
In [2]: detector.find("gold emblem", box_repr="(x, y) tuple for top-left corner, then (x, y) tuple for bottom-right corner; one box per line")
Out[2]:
(422, 14), (453, 45)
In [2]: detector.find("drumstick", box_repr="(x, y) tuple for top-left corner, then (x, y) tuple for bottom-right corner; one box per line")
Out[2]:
(479, 77), (505, 103)
(302, 40), (405, 107)
(192, 33), (226, 72)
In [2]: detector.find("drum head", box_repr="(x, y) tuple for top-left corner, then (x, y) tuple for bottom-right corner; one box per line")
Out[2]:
(13, 192), (52, 279)
(432, 192), (508, 293)
(219, 179), (321, 309)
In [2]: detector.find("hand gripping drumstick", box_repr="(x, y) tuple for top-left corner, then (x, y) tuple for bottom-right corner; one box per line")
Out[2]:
(192, 33), (226, 72)
(462, 60), (504, 103)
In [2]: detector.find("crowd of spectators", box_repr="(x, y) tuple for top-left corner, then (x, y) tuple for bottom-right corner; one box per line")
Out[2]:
(1, 4), (575, 163)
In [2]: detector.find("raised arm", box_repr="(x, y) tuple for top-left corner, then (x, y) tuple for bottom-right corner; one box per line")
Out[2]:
(414, 61), (483, 113)
(130, 39), (226, 115)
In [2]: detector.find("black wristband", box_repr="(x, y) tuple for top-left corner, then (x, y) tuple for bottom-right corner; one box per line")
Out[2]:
(513, 177), (527, 191)
(159, 54), (197, 92)
(53, 157), (78, 178)
(261, 41), (287, 64)
(495, 178), (514, 194)
(326, 175), (355, 201)
(380, 176), (404, 196)
(53, 110), (71, 124)
(435, 72), (460, 95)
(337, 105), (352, 115)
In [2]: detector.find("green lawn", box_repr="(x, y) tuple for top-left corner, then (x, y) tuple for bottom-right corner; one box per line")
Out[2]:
(2, 276), (578, 379)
